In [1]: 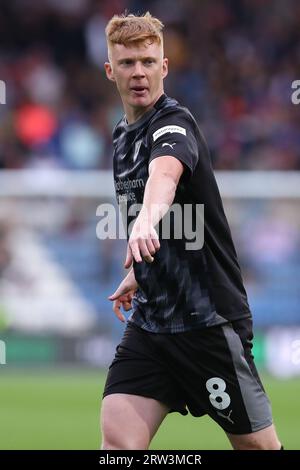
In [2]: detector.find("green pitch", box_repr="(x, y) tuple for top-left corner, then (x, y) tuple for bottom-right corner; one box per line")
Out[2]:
(0, 369), (299, 450)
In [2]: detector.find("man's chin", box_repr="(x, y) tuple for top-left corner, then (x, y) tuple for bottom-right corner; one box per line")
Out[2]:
(129, 96), (152, 108)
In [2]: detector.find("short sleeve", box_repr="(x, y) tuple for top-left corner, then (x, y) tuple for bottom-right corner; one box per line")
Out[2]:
(148, 110), (199, 177)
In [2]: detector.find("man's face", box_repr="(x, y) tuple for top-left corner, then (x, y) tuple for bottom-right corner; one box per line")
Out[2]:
(105, 40), (168, 118)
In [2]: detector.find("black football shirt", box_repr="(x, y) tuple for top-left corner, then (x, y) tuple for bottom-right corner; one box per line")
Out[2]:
(113, 93), (251, 333)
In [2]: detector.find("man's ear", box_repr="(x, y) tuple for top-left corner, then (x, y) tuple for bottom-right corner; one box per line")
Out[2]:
(162, 57), (168, 79)
(104, 62), (115, 82)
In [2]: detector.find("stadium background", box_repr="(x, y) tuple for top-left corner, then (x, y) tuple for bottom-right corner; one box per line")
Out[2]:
(0, 0), (300, 449)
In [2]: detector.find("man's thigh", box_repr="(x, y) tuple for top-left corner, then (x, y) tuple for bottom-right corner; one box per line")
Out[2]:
(101, 393), (169, 449)
(226, 423), (281, 450)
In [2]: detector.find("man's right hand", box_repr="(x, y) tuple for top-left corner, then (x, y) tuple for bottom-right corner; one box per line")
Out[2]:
(108, 268), (138, 322)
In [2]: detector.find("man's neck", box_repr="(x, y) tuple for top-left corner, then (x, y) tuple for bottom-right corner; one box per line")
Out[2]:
(124, 93), (164, 125)
(126, 106), (151, 124)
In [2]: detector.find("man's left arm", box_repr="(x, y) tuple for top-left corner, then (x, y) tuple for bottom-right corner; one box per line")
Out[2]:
(124, 156), (184, 268)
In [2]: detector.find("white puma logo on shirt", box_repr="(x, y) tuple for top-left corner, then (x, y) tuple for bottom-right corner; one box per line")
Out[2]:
(162, 142), (176, 149)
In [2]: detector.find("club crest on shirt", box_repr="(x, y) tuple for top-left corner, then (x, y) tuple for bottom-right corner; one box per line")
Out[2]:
(132, 139), (142, 162)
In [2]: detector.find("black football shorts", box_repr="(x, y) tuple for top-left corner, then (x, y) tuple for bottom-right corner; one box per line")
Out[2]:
(103, 318), (273, 434)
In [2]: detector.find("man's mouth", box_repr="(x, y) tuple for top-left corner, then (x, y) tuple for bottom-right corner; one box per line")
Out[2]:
(130, 86), (148, 95)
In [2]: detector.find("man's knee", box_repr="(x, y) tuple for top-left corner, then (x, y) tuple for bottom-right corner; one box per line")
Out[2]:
(101, 418), (149, 449)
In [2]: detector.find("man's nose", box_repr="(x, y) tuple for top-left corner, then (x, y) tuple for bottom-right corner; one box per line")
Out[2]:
(132, 62), (145, 78)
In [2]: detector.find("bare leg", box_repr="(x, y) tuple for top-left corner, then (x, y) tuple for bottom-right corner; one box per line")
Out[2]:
(101, 393), (170, 450)
(227, 424), (281, 450)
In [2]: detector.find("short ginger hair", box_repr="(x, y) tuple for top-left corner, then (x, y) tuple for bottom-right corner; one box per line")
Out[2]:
(105, 12), (164, 51)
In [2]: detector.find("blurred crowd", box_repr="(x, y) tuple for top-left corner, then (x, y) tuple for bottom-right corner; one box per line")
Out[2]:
(0, 0), (300, 171)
